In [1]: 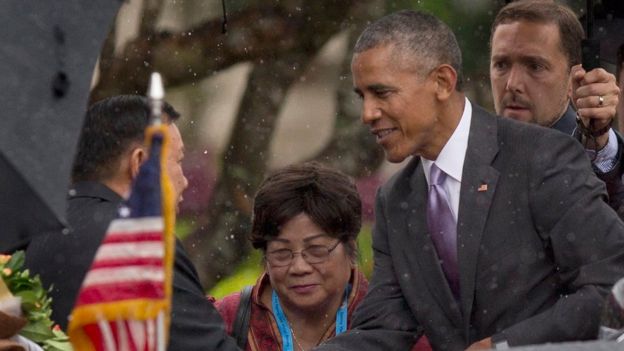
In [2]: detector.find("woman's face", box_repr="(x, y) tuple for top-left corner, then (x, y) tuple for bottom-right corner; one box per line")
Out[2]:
(265, 212), (353, 314)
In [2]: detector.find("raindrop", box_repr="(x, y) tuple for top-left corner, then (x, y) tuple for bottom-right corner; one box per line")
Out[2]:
(52, 72), (69, 98)
(119, 207), (130, 217)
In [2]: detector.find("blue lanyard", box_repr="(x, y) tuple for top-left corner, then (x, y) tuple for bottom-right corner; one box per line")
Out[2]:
(272, 286), (350, 351)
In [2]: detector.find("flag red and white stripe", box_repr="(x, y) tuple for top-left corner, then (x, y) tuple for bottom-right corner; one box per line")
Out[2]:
(69, 124), (175, 351)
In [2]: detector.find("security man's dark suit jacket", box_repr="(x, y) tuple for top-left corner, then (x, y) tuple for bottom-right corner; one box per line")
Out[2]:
(553, 105), (624, 214)
(316, 104), (624, 350)
(25, 181), (240, 351)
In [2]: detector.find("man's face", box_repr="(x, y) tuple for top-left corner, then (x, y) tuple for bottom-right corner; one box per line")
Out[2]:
(490, 21), (572, 126)
(351, 44), (441, 162)
(166, 123), (188, 212)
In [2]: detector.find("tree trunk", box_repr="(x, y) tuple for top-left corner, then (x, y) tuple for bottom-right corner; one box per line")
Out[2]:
(312, 0), (387, 177)
(91, 4), (336, 103)
(89, 0), (386, 289)
(181, 0), (365, 289)
(183, 55), (310, 288)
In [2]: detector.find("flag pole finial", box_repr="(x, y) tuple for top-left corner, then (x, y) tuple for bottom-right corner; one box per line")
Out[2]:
(148, 72), (164, 125)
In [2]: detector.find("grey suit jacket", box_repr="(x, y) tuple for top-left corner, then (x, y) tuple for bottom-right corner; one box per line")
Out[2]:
(317, 104), (624, 350)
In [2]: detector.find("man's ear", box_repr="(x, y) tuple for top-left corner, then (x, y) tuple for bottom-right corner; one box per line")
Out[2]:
(432, 64), (458, 101)
(129, 147), (146, 180)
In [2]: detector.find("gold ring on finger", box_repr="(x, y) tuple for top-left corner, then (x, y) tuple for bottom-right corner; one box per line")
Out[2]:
(598, 95), (604, 106)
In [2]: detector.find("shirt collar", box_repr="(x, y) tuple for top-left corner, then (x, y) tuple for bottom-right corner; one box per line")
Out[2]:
(422, 97), (472, 183)
(551, 104), (576, 135)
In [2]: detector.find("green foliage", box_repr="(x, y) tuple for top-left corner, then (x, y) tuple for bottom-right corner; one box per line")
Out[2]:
(390, 0), (496, 72)
(356, 225), (373, 278)
(0, 251), (72, 351)
(209, 250), (263, 299)
(209, 225), (374, 298)
(175, 216), (196, 240)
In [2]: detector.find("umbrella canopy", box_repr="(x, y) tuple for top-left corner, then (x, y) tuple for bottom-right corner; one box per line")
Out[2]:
(595, 18), (624, 66)
(0, 0), (121, 251)
(585, 1), (624, 67)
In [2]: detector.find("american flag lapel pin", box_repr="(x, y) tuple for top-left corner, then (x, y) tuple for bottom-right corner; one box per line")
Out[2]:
(478, 183), (488, 192)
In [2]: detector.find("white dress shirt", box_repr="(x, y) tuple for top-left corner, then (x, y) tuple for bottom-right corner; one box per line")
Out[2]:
(422, 98), (472, 221)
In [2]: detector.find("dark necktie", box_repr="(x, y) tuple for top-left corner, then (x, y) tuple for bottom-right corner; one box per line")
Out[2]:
(426, 163), (460, 298)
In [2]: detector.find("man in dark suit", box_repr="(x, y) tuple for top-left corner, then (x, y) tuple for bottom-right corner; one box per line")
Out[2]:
(315, 10), (624, 351)
(490, 0), (623, 212)
(26, 95), (240, 350)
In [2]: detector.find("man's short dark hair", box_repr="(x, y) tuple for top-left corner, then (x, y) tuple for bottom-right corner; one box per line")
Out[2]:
(491, 0), (584, 67)
(71, 95), (179, 183)
(250, 162), (362, 260)
(353, 10), (464, 91)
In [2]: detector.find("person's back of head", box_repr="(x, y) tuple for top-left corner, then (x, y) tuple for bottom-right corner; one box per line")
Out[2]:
(354, 9), (464, 91)
(71, 95), (179, 184)
(491, 0), (584, 68)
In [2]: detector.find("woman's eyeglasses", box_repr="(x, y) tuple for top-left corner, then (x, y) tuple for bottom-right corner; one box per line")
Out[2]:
(265, 241), (342, 267)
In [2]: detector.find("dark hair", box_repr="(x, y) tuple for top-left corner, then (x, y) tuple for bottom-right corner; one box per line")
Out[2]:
(250, 162), (362, 259)
(71, 95), (180, 183)
(354, 10), (464, 91)
(491, 0), (584, 67)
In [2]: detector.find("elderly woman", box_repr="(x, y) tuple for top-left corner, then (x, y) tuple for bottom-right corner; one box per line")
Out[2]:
(214, 162), (368, 351)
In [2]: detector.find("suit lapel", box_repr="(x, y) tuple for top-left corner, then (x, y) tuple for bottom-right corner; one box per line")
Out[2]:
(401, 159), (463, 327)
(456, 106), (500, 333)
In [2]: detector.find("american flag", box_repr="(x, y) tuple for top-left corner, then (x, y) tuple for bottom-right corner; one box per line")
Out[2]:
(68, 124), (175, 351)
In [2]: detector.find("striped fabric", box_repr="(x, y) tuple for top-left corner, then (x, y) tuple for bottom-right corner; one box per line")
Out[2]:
(69, 125), (175, 351)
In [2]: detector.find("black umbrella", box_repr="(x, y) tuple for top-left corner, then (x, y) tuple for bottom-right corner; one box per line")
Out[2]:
(0, 1), (122, 252)
(595, 18), (624, 67)
(583, 0), (624, 68)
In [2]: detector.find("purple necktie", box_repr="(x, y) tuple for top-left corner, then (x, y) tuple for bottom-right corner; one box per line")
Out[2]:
(426, 163), (460, 298)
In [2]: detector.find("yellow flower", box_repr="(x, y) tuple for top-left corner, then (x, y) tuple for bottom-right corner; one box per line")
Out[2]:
(0, 255), (11, 264)
(2, 268), (12, 276)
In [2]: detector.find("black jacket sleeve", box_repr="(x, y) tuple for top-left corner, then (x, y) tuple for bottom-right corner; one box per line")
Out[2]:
(168, 240), (241, 351)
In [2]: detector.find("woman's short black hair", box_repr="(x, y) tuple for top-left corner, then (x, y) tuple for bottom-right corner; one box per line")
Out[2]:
(250, 162), (362, 259)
